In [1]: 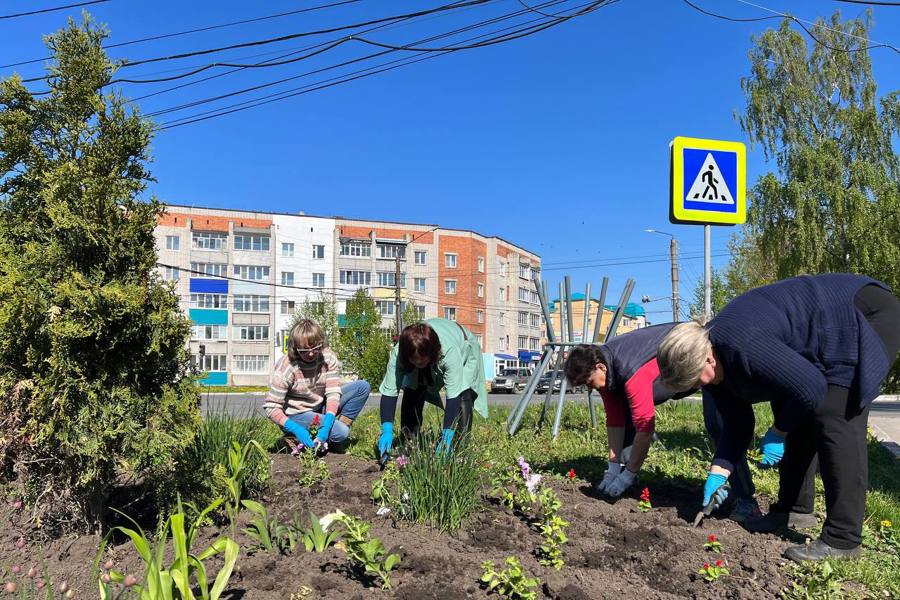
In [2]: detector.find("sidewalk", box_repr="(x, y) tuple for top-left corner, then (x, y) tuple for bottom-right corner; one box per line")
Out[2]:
(870, 395), (900, 459)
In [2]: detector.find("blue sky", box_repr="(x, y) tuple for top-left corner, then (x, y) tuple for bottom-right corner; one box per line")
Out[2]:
(4, 0), (899, 322)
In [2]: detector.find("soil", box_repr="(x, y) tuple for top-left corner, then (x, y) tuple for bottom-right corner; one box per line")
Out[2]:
(0, 453), (794, 599)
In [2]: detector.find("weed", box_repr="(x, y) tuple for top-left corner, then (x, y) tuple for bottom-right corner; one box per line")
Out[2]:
(480, 557), (539, 600)
(783, 561), (845, 599)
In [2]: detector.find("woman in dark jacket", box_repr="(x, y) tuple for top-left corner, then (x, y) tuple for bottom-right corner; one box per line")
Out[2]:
(657, 273), (900, 562)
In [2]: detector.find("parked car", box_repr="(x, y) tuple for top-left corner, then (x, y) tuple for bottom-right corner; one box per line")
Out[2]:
(491, 368), (532, 394)
(536, 373), (563, 394)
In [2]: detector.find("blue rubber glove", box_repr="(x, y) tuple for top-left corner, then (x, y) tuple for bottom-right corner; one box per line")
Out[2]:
(759, 428), (786, 466)
(284, 419), (314, 448)
(377, 422), (394, 457)
(436, 428), (455, 455)
(702, 472), (729, 508)
(315, 413), (336, 445)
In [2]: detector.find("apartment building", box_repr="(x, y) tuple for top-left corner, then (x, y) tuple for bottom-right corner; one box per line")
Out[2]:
(547, 295), (649, 343)
(155, 205), (543, 386)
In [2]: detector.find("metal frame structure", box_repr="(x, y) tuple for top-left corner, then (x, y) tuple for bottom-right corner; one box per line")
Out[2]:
(507, 275), (635, 438)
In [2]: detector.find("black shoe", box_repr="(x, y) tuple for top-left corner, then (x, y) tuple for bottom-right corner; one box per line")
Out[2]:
(744, 510), (817, 533)
(784, 539), (860, 562)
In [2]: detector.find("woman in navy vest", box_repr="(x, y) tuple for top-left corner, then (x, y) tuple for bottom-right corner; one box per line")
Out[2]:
(657, 274), (900, 562)
(564, 323), (761, 522)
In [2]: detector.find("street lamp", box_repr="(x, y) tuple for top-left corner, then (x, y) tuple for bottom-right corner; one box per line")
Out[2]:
(643, 229), (680, 322)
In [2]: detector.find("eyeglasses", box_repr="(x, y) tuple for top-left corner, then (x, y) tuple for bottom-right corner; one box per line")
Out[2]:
(297, 344), (323, 353)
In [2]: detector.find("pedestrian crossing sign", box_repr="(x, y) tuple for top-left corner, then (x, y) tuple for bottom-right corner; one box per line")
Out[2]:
(670, 136), (746, 225)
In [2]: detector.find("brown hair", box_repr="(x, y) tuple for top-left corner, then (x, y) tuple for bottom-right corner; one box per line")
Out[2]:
(288, 319), (327, 364)
(398, 322), (441, 370)
(564, 345), (607, 386)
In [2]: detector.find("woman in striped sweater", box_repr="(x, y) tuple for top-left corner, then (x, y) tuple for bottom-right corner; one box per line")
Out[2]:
(657, 274), (900, 562)
(264, 319), (371, 451)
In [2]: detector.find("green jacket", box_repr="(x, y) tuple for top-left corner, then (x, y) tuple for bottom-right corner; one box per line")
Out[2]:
(379, 318), (489, 418)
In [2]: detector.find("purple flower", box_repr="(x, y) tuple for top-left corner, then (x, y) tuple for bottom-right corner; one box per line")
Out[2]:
(517, 456), (530, 477)
(396, 455), (408, 467)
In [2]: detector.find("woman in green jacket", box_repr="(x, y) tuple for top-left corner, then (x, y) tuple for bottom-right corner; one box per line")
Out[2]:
(377, 318), (488, 459)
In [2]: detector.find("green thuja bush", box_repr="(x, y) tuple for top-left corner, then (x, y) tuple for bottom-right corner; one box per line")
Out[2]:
(0, 16), (199, 526)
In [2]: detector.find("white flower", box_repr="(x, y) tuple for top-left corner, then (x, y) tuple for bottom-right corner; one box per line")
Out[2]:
(525, 473), (542, 493)
(319, 510), (347, 530)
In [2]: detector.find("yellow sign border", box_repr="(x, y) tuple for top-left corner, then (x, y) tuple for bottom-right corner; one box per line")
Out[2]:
(670, 136), (746, 225)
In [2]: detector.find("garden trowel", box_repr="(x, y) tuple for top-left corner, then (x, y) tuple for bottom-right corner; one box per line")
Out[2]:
(692, 488), (728, 528)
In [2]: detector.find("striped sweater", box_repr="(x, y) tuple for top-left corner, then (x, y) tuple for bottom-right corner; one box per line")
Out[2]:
(264, 350), (342, 427)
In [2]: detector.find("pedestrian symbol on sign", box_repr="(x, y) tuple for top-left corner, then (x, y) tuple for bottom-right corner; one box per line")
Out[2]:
(685, 152), (734, 205)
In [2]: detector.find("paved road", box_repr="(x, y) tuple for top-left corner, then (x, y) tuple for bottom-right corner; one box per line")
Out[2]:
(201, 390), (900, 454)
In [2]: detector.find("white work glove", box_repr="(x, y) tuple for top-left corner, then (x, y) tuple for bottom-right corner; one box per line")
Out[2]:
(595, 462), (623, 494)
(605, 468), (637, 498)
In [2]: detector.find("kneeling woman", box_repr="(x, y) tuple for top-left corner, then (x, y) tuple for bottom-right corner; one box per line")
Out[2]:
(564, 324), (759, 522)
(377, 318), (488, 458)
(264, 319), (371, 450)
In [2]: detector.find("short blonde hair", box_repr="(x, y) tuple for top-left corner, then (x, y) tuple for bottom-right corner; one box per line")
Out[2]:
(657, 320), (711, 392)
(288, 319), (327, 364)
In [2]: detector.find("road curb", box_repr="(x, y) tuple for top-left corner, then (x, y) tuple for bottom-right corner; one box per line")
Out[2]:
(870, 422), (900, 460)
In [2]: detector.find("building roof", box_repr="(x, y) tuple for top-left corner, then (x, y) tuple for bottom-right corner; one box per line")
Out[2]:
(548, 294), (646, 318)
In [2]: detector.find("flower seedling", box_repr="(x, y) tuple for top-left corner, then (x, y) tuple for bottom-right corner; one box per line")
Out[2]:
(334, 514), (400, 589)
(638, 487), (652, 512)
(703, 534), (722, 553)
(298, 512), (342, 553)
(536, 487), (569, 570)
(296, 446), (330, 488)
(242, 500), (298, 554)
(480, 557), (540, 600)
(698, 559), (730, 582)
(566, 468), (577, 492)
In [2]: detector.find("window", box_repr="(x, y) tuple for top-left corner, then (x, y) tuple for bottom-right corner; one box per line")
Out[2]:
(414, 278), (426, 293)
(623, 317), (631, 327)
(477, 256), (485, 273)
(233, 325), (270, 341)
(414, 251), (427, 265)
(340, 240), (371, 257)
(518, 287), (530, 302)
(500, 262), (508, 277)
(477, 283), (484, 298)
(190, 262), (227, 278)
(499, 311), (506, 325)
(376, 272), (405, 287)
(530, 313), (541, 328)
(444, 253), (457, 268)
(165, 235), (180, 250)
(414, 305), (425, 319)
(377, 244), (405, 259)
(340, 270), (371, 286)
(311, 302), (325, 313)
(233, 295), (270, 313)
(518, 336), (528, 350)
(192, 232), (227, 250)
(444, 279), (457, 294)
(312, 244), (325, 259)
(444, 307), (457, 321)
(499, 287), (505, 301)
(164, 266), (180, 281)
(281, 272), (294, 286)
(518, 311), (528, 326)
(281, 242), (294, 257)
(190, 293), (227, 309)
(192, 325), (227, 340)
(530, 290), (539, 304)
(233, 265), (270, 281)
(529, 337), (540, 351)
(280, 300), (296, 315)
(233, 355), (269, 373)
(376, 301), (395, 316)
(477, 309), (484, 324)
(194, 354), (226, 372)
(519, 263), (532, 280)
(312, 273), (325, 288)
(499, 337), (507, 351)
(475, 333), (483, 346)
(234, 234), (270, 252)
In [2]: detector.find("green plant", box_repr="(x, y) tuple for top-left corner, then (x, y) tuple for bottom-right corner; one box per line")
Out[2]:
(0, 15), (201, 527)
(241, 500), (298, 554)
(703, 534), (722, 553)
(370, 462), (401, 511)
(480, 557), (539, 600)
(697, 559), (730, 582)
(491, 457), (542, 514)
(783, 561), (845, 599)
(334, 514), (400, 589)
(297, 512), (342, 553)
(98, 499), (239, 600)
(296, 448), (330, 488)
(0, 562), (62, 599)
(638, 487), (652, 512)
(223, 440), (267, 533)
(536, 488), (569, 570)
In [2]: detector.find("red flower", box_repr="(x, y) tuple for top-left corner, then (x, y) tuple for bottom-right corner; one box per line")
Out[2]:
(312, 414), (321, 426)
(708, 534), (717, 542)
(703, 563), (710, 570)
(715, 559), (724, 568)
(567, 468), (576, 480)
(640, 487), (651, 500)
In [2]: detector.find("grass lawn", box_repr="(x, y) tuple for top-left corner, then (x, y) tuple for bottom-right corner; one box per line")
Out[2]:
(346, 399), (900, 597)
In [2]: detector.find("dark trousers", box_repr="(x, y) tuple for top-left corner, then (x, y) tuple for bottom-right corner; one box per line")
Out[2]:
(399, 387), (474, 438)
(776, 284), (900, 549)
(702, 390), (756, 500)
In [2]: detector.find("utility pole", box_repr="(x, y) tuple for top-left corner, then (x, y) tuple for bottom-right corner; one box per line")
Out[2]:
(394, 247), (403, 336)
(669, 236), (680, 322)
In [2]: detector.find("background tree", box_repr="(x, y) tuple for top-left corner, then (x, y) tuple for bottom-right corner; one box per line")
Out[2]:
(290, 292), (342, 353)
(339, 289), (391, 386)
(0, 16), (199, 527)
(729, 10), (900, 385)
(401, 300), (423, 328)
(687, 270), (730, 319)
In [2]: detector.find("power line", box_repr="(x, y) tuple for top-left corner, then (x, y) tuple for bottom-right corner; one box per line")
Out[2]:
(832, 0), (900, 6)
(0, 0), (109, 21)
(1, 0), (360, 70)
